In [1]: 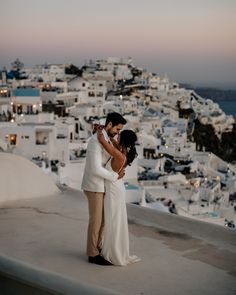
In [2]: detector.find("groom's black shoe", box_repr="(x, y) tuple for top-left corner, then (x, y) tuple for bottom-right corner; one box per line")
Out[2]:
(88, 255), (113, 266)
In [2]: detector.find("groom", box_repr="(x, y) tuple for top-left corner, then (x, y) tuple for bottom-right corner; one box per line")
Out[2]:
(81, 112), (127, 265)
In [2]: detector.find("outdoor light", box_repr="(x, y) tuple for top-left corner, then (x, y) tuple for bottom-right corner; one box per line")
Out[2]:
(42, 151), (47, 159)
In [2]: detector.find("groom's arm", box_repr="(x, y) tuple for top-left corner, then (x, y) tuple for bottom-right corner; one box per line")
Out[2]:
(89, 140), (118, 182)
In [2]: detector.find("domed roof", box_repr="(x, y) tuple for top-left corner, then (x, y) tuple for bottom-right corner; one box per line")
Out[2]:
(0, 152), (60, 202)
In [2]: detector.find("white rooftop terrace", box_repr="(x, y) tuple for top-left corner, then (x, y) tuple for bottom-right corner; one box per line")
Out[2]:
(0, 153), (236, 294)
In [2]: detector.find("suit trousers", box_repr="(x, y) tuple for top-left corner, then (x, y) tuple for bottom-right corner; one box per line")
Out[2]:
(84, 190), (105, 257)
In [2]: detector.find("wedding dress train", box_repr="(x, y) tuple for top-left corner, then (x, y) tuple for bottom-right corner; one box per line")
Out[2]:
(101, 159), (140, 266)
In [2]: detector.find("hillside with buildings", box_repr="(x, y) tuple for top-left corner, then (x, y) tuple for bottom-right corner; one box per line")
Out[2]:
(0, 57), (236, 228)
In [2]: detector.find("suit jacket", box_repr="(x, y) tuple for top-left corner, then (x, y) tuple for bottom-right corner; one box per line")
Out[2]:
(81, 131), (118, 192)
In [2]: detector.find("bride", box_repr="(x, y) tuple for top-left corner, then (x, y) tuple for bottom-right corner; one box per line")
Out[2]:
(97, 128), (140, 266)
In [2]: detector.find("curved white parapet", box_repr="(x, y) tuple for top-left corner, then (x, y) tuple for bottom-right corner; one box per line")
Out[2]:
(0, 152), (60, 202)
(0, 254), (121, 295)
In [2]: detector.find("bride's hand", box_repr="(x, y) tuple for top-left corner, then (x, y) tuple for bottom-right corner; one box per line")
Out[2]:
(97, 128), (106, 143)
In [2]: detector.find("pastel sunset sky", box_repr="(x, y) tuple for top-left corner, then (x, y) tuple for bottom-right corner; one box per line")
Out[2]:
(1, 0), (236, 88)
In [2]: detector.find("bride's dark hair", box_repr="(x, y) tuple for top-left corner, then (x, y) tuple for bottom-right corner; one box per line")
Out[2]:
(119, 130), (138, 166)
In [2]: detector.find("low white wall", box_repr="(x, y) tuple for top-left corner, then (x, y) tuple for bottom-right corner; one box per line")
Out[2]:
(127, 203), (236, 249)
(0, 254), (121, 295)
(0, 152), (60, 202)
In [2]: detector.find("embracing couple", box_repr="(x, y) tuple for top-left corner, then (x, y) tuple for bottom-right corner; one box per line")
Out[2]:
(81, 112), (140, 266)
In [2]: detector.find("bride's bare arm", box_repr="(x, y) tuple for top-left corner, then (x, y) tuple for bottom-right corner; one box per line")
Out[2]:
(97, 130), (124, 161)
(110, 137), (120, 149)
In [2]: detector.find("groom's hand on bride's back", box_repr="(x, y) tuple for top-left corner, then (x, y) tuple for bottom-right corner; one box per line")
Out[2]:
(118, 168), (125, 179)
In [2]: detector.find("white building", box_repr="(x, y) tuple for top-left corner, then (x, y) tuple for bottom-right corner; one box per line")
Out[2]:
(0, 115), (86, 163)
(25, 64), (68, 83)
(11, 88), (42, 115)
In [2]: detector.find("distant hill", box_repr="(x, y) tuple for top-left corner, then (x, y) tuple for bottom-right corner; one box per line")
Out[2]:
(180, 84), (236, 101)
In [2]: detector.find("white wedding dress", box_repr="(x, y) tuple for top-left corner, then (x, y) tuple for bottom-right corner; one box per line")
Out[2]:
(101, 158), (140, 266)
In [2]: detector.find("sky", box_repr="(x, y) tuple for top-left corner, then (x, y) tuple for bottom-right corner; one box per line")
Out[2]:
(1, 0), (236, 89)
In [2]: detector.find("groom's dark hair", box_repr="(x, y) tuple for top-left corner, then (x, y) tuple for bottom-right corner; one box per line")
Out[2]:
(105, 112), (127, 127)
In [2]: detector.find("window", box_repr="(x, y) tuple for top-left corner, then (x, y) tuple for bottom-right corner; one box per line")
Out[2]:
(88, 92), (95, 97)
(10, 134), (17, 145)
(36, 131), (48, 145)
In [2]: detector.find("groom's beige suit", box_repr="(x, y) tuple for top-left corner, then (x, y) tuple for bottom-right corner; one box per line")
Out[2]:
(81, 130), (118, 257)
